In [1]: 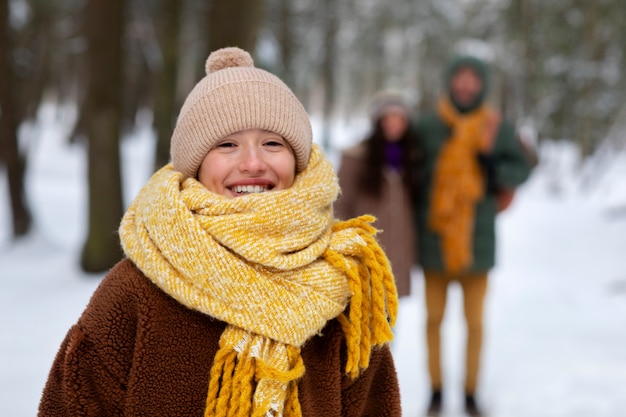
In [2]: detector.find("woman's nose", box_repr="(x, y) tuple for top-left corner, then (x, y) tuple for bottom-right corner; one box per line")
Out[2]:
(238, 147), (266, 173)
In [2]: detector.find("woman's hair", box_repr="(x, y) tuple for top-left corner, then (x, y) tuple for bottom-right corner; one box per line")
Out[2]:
(357, 117), (420, 198)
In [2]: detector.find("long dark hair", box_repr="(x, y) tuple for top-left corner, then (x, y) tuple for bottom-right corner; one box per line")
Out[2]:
(357, 117), (420, 198)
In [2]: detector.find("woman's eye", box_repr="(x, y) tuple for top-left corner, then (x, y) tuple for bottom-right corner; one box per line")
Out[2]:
(264, 137), (287, 147)
(217, 142), (236, 148)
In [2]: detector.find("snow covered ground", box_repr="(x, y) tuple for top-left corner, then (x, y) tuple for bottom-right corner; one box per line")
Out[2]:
(1, 105), (626, 417)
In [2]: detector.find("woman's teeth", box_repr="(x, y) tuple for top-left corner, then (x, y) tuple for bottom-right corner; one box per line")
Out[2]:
(231, 185), (268, 194)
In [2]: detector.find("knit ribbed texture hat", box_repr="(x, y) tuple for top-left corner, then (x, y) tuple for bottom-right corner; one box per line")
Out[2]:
(170, 47), (312, 179)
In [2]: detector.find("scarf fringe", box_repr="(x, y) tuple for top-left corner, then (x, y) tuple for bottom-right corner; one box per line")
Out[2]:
(205, 344), (305, 417)
(326, 215), (398, 379)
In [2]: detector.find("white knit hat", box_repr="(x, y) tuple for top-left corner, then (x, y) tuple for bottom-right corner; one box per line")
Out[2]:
(170, 47), (312, 179)
(368, 90), (411, 121)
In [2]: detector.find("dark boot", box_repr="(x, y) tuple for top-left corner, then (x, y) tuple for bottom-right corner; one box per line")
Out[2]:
(426, 390), (442, 416)
(464, 393), (482, 417)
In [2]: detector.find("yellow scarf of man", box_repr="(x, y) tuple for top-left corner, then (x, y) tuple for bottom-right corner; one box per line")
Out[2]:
(119, 144), (398, 417)
(429, 97), (497, 274)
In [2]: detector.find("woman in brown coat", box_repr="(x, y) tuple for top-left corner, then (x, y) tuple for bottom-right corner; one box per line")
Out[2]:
(335, 92), (420, 298)
(38, 48), (401, 417)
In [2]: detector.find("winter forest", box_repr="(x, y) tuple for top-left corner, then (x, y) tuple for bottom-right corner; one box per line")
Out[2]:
(2, 0), (626, 269)
(1, 0), (626, 416)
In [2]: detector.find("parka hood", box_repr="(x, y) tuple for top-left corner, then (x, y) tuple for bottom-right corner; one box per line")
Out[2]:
(445, 55), (490, 113)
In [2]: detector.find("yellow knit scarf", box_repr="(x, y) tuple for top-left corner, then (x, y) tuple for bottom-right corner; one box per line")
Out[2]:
(429, 97), (495, 274)
(119, 145), (398, 417)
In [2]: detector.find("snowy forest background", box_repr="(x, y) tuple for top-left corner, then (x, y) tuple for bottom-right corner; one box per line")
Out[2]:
(2, 0), (626, 272)
(1, 1), (626, 416)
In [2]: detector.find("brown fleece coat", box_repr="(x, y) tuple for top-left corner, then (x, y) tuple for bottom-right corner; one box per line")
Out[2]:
(335, 144), (416, 297)
(38, 259), (401, 417)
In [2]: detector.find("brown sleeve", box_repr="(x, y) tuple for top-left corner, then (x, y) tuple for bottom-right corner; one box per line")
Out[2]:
(341, 344), (402, 417)
(38, 261), (139, 417)
(38, 324), (126, 417)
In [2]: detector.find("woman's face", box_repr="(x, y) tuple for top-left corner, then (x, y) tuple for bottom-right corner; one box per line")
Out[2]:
(198, 129), (296, 198)
(380, 110), (409, 142)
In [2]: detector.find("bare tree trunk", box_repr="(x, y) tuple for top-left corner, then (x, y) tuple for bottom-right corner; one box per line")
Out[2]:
(276, 0), (295, 88)
(207, 0), (266, 53)
(66, 6), (89, 144)
(153, 0), (182, 170)
(80, 0), (125, 273)
(319, 0), (338, 152)
(0, 0), (32, 237)
(578, 2), (600, 157)
(11, 1), (55, 122)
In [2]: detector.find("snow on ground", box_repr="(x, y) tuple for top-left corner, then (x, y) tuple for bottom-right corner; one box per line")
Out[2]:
(1, 106), (625, 417)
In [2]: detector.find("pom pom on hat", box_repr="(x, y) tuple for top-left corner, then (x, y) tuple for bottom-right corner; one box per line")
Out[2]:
(171, 47), (312, 179)
(205, 47), (254, 74)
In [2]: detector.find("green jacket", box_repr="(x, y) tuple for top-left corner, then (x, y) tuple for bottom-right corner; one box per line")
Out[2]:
(413, 112), (531, 273)
(413, 56), (531, 273)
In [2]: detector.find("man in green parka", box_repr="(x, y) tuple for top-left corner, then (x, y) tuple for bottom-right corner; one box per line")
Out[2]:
(413, 55), (532, 416)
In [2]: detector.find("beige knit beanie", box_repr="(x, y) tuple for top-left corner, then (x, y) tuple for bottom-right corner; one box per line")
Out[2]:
(170, 47), (312, 179)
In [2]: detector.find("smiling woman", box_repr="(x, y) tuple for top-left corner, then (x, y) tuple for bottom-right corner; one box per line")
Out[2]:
(38, 47), (402, 417)
(198, 129), (296, 198)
